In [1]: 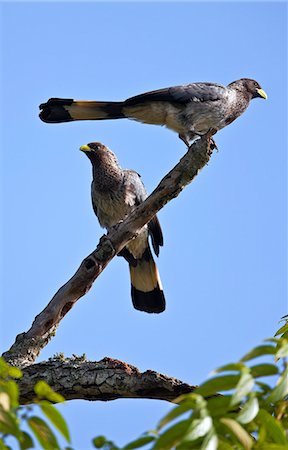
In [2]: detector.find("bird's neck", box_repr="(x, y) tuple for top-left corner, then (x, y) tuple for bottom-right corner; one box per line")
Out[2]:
(92, 163), (123, 192)
(228, 82), (252, 103)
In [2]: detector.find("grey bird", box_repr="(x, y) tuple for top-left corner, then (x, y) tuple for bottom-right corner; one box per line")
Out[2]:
(80, 142), (165, 313)
(40, 78), (267, 146)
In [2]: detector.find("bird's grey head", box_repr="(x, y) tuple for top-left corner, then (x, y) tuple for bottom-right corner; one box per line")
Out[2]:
(80, 142), (119, 166)
(229, 78), (268, 100)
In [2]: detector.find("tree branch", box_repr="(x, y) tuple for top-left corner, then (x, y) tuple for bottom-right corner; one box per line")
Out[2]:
(19, 357), (195, 404)
(3, 136), (216, 367)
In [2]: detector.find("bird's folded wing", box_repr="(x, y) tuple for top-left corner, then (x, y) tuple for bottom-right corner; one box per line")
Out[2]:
(123, 170), (163, 256)
(124, 82), (225, 105)
(148, 216), (163, 257)
(123, 169), (147, 205)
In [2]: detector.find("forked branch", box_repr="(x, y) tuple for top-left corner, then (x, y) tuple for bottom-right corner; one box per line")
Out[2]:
(3, 137), (216, 367)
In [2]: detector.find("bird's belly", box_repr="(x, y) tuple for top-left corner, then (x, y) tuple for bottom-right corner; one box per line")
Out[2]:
(123, 102), (185, 133)
(95, 193), (148, 259)
(126, 228), (148, 259)
(184, 102), (227, 133)
(96, 194), (129, 228)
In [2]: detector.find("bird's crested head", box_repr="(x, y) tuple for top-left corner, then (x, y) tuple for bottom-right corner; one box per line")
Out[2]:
(80, 142), (107, 154)
(229, 78), (267, 100)
(80, 142), (119, 167)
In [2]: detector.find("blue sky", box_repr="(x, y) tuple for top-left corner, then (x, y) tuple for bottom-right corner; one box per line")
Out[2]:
(1, 1), (287, 449)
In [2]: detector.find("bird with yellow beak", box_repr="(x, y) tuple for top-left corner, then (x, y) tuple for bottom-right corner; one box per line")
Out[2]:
(80, 142), (165, 314)
(40, 78), (267, 146)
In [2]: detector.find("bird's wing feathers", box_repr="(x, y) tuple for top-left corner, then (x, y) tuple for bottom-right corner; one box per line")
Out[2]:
(123, 169), (147, 205)
(123, 170), (163, 256)
(125, 82), (225, 106)
(148, 216), (163, 257)
(91, 182), (99, 218)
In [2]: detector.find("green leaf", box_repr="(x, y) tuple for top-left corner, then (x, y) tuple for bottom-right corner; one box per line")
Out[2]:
(217, 439), (235, 450)
(28, 416), (60, 450)
(250, 363), (279, 378)
(276, 342), (288, 359)
(19, 431), (34, 450)
(1, 380), (19, 408)
(0, 359), (10, 379)
(206, 396), (235, 417)
(281, 331), (288, 340)
(158, 402), (195, 429)
(265, 338), (281, 344)
(275, 322), (288, 337)
(0, 438), (11, 450)
(153, 420), (191, 450)
(123, 435), (156, 449)
(176, 428), (217, 450)
(256, 409), (287, 444)
(92, 436), (107, 448)
(40, 401), (71, 442)
(266, 369), (288, 403)
(241, 345), (276, 362)
(92, 437), (119, 450)
(182, 416), (213, 441)
(7, 366), (22, 379)
(34, 381), (64, 403)
(174, 393), (206, 408)
(231, 372), (254, 406)
(176, 442), (201, 450)
(0, 393), (10, 411)
(0, 407), (20, 437)
(256, 381), (272, 394)
(257, 446), (288, 450)
(237, 395), (259, 424)
(213, 363), (245, 374)
(195, 375), (240, 396)
(0, 359), (22, 380)
(200, 430), (218, 450)
(220, 418), (253, 449)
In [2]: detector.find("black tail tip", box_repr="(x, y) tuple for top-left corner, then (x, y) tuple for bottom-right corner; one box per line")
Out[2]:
(39, 98), (74, 123)
(131, 286), (166, 314)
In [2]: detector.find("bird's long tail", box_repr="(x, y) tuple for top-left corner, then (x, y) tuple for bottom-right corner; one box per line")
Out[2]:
(39, 98), (125, 123)
(129, 248), (165, 314)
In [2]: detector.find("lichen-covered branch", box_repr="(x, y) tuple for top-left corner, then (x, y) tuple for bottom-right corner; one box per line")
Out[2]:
(3, 137), (215, 367)
(19, 357), (195, 404)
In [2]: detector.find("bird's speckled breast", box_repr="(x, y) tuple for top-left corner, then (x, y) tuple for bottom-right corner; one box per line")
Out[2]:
(92, 184), (148, 260)
(93, 186), (131, 228)
(182, 89), (237, 133)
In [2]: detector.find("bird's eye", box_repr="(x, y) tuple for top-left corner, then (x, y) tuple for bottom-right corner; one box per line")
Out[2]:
(88, 143), (99, 151)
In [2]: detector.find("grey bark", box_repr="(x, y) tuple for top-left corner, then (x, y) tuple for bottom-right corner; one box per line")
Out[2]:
(19, 357), (195, 404)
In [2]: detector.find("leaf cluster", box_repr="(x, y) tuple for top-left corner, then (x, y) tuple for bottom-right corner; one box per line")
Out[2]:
(93, 320), (288, 450)
(0, 359), (71, 450)
(1, 320), (287, 449)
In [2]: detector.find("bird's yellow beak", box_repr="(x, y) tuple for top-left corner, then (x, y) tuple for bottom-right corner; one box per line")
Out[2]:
(257, 88), (268, 100)
(80, 145), (91, 152)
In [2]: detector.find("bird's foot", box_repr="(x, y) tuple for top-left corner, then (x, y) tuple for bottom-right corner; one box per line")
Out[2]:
(209, 138), (218, 153)
(201, 129), (218, 154)
(180, 129), (217, 149)
(205, 128), (217, 139)
(181, 129), (218, 152)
